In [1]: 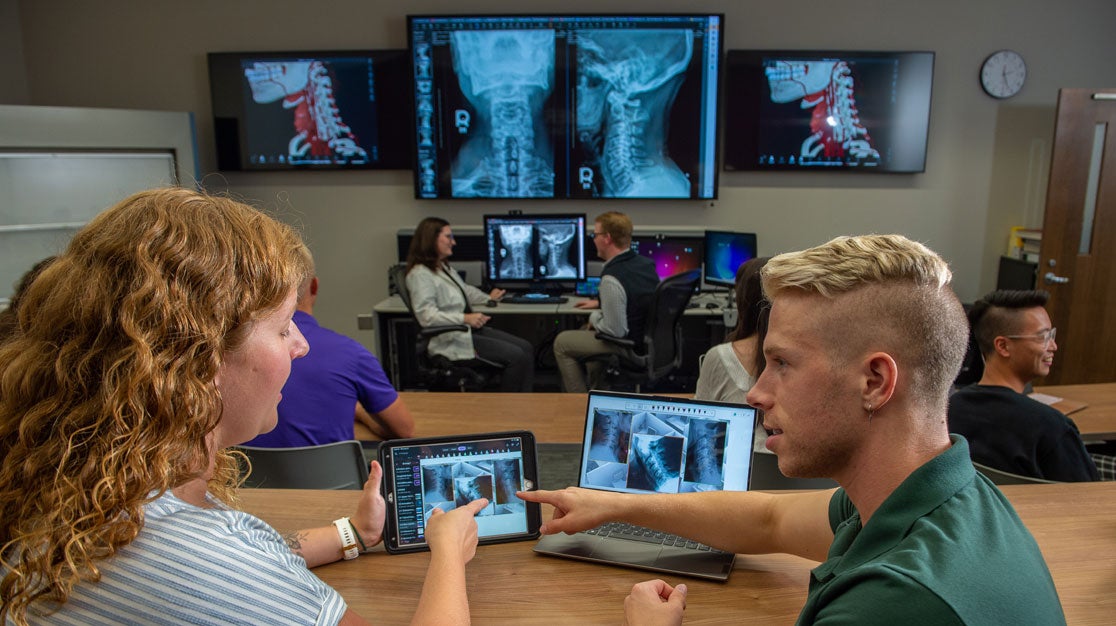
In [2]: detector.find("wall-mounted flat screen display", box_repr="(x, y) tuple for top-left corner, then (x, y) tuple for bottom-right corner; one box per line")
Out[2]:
(723, 50), (933, 173)
(409, 14), (724, 199)
(208, 50), (412, 170)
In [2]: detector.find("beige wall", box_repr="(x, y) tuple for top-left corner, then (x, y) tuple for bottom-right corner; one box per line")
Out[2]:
(6, 0), (1116, 354)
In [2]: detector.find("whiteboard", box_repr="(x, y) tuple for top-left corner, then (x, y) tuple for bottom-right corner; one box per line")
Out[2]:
(0, 151), (177, 305)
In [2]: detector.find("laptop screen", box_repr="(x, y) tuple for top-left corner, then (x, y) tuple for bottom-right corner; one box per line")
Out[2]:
(579, 392), (756, 494)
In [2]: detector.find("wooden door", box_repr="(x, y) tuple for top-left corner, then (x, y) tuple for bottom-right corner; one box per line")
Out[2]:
(1039, 88), (1116, 384)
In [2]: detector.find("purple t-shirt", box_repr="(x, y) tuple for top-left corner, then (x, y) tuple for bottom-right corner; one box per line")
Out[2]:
(246, 311), (398, 447)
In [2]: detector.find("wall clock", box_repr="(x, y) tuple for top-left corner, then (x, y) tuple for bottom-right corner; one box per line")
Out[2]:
(981, 50), (1026, 99)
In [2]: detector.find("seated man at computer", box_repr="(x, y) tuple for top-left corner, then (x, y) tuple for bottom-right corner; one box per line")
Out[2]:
(553, 211), (659, 392)
(522, 235), (1065, 624)
(247, 246), (414, 447)
(949, 289), (1099, 482)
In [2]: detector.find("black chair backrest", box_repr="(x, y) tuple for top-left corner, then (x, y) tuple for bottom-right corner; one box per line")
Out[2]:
(748, 451), (838, 490)
(236, 440), (370, 490)
(389, 264), (416, 314)
(641, 269), (701, 380)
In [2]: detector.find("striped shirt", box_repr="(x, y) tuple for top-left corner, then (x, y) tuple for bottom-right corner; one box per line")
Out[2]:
(29, 491), (346, 625)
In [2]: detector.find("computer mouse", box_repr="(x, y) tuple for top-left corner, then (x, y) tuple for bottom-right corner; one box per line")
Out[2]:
(485, 299), (498, 308)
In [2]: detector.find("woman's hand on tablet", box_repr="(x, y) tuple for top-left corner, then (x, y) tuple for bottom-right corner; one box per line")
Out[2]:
(352, 460), (386, 548)
(427, 498), (490, 564)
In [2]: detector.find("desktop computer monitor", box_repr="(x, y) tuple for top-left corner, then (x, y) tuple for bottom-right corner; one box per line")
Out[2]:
(704, 230), (758, 287)
(632, 236), (704, 281)
(484, 214), (587, 287)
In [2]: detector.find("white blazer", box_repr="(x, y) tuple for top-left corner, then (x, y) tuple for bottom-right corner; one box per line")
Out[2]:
(405, 263), (491, 361)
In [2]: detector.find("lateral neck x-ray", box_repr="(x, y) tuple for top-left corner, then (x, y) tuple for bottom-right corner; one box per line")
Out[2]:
(576, 29), (693, 198)
(537, 223), (577, 278)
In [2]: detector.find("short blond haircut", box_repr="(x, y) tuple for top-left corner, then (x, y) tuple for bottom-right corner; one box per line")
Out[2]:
(594, 211), (633, 248)
(762, 234), (967, 405)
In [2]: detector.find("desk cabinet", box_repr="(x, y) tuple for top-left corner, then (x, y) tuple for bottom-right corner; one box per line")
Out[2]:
(372, 296), (726, 392)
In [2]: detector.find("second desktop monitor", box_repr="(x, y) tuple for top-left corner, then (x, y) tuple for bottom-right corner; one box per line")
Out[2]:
(484, 214), (587, 284)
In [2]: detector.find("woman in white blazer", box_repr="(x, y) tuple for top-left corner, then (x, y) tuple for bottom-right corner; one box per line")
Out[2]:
(405, 217), (534, 391)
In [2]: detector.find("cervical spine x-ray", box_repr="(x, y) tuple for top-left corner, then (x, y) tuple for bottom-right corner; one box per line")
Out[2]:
(450, 30), (557, 198)
(410, 15), (720, 199)
(575, 29), (693, 198)
(487, 217), (583, 281)
(423, 458), (525, 518)
(584, 409), (728, 493)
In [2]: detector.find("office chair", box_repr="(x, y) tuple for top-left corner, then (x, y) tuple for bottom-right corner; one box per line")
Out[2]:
(953, 304), (984, 388)
(588, 268), (702, 392)
(235, 440), (370, 490)
(973, 462), (1059, 485)
(748, 451), (839, 490)
(388, 264), (505, 391)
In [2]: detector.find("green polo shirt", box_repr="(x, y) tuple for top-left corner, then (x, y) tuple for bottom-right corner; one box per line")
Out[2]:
(798, 435), (1065, 625)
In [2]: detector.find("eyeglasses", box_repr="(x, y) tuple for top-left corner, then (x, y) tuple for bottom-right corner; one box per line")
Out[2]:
(589, 231), (605, 239)
(1004, 327), (1057, 348)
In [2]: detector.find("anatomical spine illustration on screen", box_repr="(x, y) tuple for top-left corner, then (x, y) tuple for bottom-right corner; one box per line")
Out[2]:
(764, 60), (878, 165)
(244, 61), (369, 165)
(575, 30), (693, 198)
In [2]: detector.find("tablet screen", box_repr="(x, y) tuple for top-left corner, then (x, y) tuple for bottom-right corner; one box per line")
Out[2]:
(380, 431), (540, 552)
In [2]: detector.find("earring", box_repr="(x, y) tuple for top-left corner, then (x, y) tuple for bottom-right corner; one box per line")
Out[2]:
(864, 402), (874, 422)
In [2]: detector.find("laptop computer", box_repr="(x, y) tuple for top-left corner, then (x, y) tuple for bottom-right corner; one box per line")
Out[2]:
(533, 391), (757, 581)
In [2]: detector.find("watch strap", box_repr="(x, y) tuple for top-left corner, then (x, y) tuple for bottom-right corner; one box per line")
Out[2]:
(333, 517), (360, 560)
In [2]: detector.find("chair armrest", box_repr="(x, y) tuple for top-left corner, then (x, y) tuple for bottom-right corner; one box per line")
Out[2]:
(420, 324), (469, 338)
(594, 332), (636, 348)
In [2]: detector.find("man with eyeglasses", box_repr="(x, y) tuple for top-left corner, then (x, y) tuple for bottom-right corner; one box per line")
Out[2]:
(553, 211), (659, 392)
(948, 289), (1100, 481)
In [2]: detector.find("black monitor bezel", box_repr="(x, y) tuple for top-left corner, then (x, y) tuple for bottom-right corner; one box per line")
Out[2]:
(407, 13), (725, 199)
(722, 49), (934, 174)
(483, 213), (589, 286)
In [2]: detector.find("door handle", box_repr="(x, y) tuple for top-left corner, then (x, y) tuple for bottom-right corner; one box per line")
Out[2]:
(1044, 272), (1070, 285)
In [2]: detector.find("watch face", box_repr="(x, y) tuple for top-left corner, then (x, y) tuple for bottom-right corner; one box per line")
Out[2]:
(981, 50), (1026, 98)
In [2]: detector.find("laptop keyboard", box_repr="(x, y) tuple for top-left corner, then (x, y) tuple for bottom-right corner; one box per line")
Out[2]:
(583, 522), (726, 552)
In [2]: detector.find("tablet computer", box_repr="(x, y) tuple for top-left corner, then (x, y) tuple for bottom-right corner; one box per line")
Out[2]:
(378, 430), (541, 554)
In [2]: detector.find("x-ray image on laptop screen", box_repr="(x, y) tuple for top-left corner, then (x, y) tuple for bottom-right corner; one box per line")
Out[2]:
(581, 392), (755, 494)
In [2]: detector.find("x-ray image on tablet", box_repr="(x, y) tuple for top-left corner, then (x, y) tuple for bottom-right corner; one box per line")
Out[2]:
(380, 431), (540, 554)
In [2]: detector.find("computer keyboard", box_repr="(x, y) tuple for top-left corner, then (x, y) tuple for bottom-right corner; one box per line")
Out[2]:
(583, 522), (725, 552)
(501, 295), (568, 304)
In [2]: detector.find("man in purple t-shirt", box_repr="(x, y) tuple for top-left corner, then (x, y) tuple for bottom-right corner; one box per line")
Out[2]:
(247, 250), (414, 447)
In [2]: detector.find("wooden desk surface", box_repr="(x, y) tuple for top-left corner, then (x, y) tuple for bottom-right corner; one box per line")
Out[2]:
(377, 386), (1116, 445)
(399, 392), (590, 443)
(1034, 382), (1116, 440)
(241, 481), (1116, 625)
